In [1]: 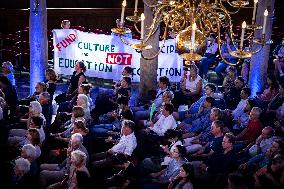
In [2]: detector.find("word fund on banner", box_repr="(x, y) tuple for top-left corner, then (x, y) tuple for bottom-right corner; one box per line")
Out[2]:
(53, 29), (184, 82)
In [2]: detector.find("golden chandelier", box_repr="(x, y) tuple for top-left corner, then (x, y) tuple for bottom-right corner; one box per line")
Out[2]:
(111, 0), (271, 65)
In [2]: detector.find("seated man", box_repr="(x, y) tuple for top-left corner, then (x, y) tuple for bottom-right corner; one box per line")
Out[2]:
(231, 87), (251, 120)
(38, 92), (53, 129)
(91, 120), (137, 169)
(178, 96), (215, 134)
(232, 99), (255, 133)
(182, 108), (223, 153)
(224, 76), (245, 110)
(237, 126), (276, 163)
(175, 83), (216, 121)
(199, 33), (218, 78)
(113, 66), (133, 93)
(194, 133), (238, 188)
(145, 103), (177, 136)
(91, 96), (134, 137)
(19, 82), (47, 106)
(273, 38), (284, 77)
(132, 76), (172, 122)
(189, 120), (224, 159)
(233, 107), (263, 147)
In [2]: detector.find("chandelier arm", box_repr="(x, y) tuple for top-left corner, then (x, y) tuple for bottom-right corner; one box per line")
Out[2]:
(217, 4), (239, 51)
(118, 34), (134, 47)
(220, 1), (242, 15)
(143, 17), (162, 43)
(141, 23), (169, 60)
(142, 0), (158, 8)
(143, 4), (167, 41)
(251, 45), (264, 55)
(134, 23), (141, 34)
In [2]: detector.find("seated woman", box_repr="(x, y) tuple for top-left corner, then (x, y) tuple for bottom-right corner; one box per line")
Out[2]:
(2, 61), (16, 86)
(175, 64), (202, 106)
(142, 145), (187, 189)
(55, 61), (86, 104)
(256, 75), (279, 108)
(168, 163), (195, 189)
(12, 158), (36, 189)
(140, 130), (183, 175)
(47, 150), (90, 189)
(50, 106), (85, 137)
(76, 94), (91, 125)
(45, 68), (57, 101)
(57, 83), (92, 113)
(9, 128), (41, 159)
(9, 101), (45, 141)
(222, 66), (237, 93)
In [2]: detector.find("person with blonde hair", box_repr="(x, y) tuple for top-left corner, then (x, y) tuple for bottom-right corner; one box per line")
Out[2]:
(77, 94), (91, 124)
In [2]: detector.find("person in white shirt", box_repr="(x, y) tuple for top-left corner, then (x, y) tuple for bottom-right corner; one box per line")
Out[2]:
(199, 33), (218, 78)
(145, 103), (177, 136)
(91, 120), (137, 169)
(232, 87), (251, 120)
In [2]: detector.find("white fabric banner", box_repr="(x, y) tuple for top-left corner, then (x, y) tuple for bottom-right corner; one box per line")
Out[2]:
(53, 29), (183, 82)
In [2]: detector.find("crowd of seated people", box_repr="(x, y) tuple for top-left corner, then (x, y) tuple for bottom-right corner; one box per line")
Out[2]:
(0, 36), (284, 189)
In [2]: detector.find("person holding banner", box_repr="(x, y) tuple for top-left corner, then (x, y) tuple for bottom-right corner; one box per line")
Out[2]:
(55, 61), (86, 105)
(61, 20), (71, 29)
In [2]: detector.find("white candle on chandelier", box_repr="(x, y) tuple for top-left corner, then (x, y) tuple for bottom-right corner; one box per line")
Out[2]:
(240, 21), (246, 49)
(141, 13), (145, 40)
(191, 23), (197, 50)
(215, 0), (218, 5)
(252, 0), (258, 24)
(135, 0), (138, 12)
(120, 0), (127, 25)
(262, 9), (268, 34)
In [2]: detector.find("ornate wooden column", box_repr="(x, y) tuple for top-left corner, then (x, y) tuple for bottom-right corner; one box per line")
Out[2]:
(138, 0), (160, 99)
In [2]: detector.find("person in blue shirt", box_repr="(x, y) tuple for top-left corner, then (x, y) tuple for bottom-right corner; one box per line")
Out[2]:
(199, 33), (218, 78)
(2, 61), (16, 86)
(176, 83), (216, 123)
(215, 34), (238, 84)
(273, 38), (284, 77)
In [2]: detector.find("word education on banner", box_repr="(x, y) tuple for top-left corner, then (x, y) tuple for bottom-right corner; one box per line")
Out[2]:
(53, 29), (183, 82)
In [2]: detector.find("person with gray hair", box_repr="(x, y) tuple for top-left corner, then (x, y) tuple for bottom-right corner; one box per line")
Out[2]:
(2, 61), (15, 86)
(77, 94), (91, 124)
(21, 144), (39, 177)
(13, 157), (36, 189)
(234, 107), (263, 145)
(21, 144), (37, 161)
(8, 100), (46, 145)
(38, 91), (52, 128)
(47, 150), (90, 189)
(39, 133), (89, 189)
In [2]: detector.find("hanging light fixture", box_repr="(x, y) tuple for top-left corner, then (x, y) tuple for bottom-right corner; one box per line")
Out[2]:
(111, 0), (272, 65)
